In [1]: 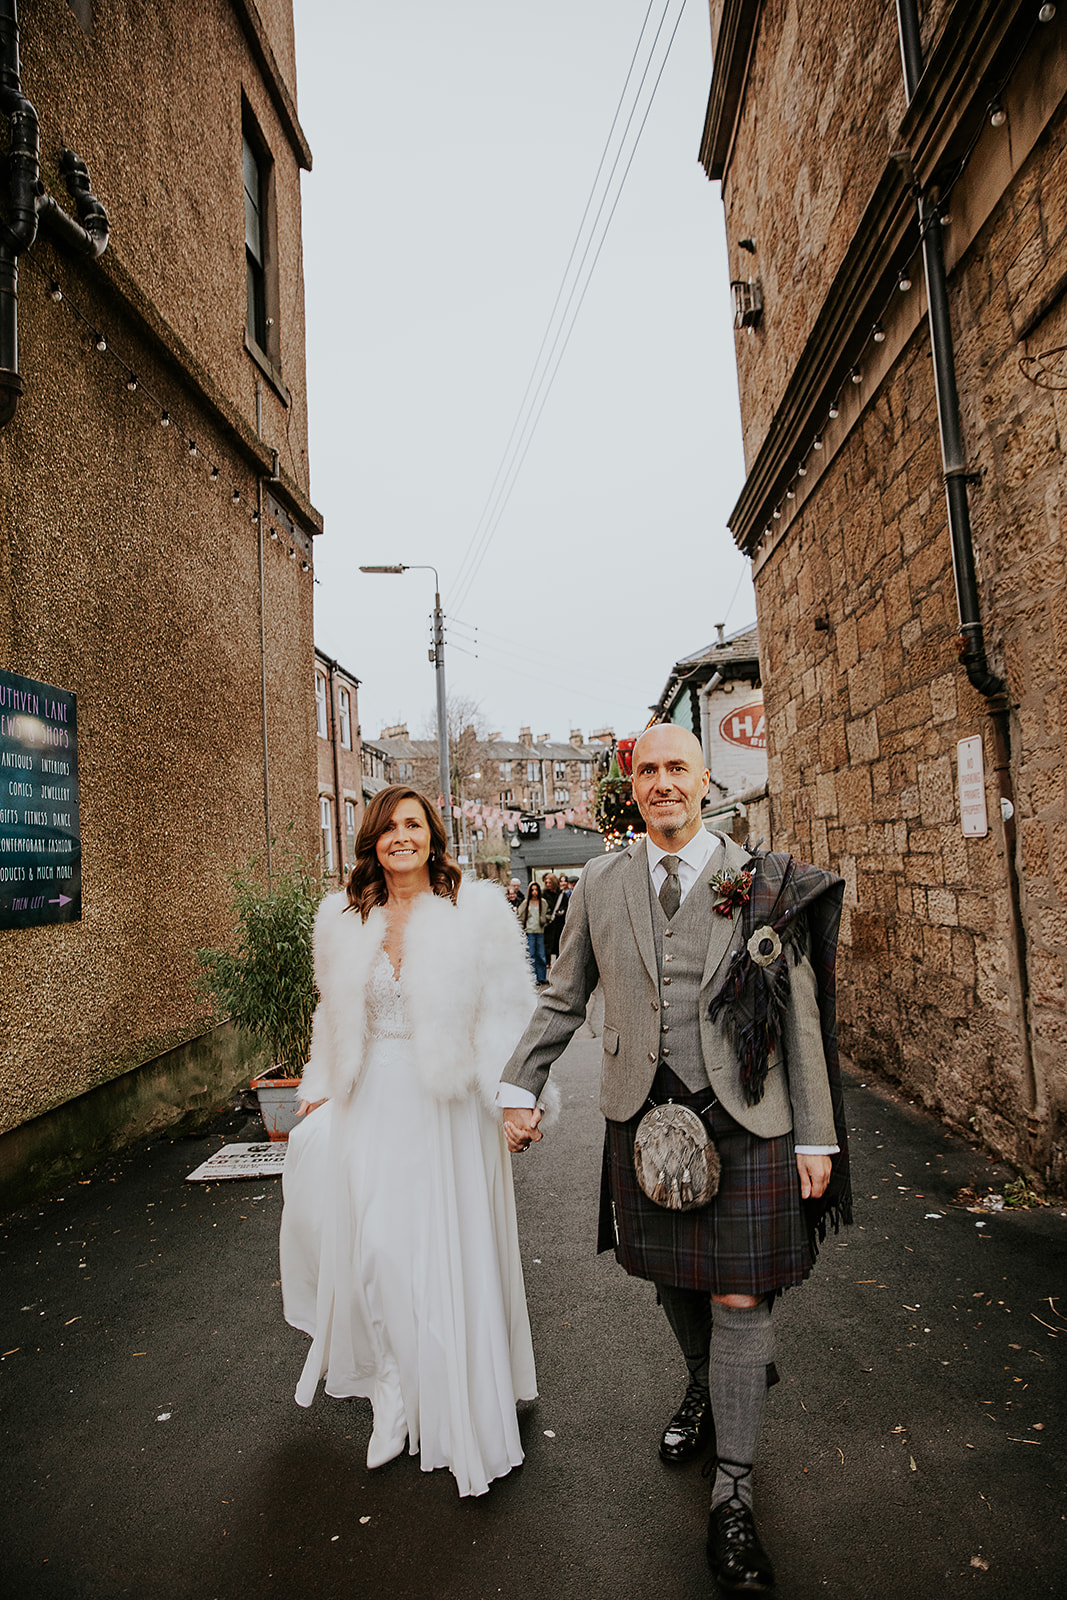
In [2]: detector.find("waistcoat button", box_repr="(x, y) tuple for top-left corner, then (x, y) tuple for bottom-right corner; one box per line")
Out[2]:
(648, 1051), (656, 1062)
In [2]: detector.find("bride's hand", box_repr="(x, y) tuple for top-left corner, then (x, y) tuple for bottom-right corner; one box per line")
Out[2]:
(298, 1098), (327, 1117)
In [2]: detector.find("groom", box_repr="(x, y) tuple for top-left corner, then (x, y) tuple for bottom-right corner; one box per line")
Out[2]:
(501, 723), (844, 1594)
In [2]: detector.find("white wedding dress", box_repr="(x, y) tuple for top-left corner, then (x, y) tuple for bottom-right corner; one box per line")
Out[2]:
(280, 949), (537, 1497)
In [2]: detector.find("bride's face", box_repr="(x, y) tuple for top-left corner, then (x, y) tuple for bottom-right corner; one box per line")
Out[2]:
(376, 798), (433, 883)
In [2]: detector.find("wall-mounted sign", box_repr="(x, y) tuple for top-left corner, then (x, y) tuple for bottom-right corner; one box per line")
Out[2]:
(957, 735), (988, 838)
(517, 816), (540, 839)
(0, 669), (81, 929)
(718, 702), (766, 750)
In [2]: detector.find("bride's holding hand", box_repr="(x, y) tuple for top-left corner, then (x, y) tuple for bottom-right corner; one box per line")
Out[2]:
(280, 786), (546, 1498)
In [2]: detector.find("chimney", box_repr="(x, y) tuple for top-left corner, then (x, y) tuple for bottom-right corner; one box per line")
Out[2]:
(380, 723), (409, 739)
(590, 726), (614, 745)
(570, 728), (583, 746)
(518, 726), (533, 746)
(537, 732), (550, 745)
(715, 623), (725, 646)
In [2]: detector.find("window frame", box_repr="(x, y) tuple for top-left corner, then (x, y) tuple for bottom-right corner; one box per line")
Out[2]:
(314, 670), (328, 739)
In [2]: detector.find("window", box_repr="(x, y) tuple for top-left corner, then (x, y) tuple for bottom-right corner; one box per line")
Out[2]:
(556, 789), (569, 804)
(555, 761), (567, 780)
(500, 761), (512, 782)
(315, 670), (328, 738)
(345, 799), (357, 862)
(581, 762), (592, 781)
(320, 796), (335, 873)
(398, 761), (413, 781)
(527, 761), (539, 783)
(338, 687), (352, 750)
(500, 789), (512, 805)
(243, 134), (269, 353)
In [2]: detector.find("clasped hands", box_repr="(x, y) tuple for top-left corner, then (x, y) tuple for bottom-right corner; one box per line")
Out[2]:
(502, 1106), (543, 1153)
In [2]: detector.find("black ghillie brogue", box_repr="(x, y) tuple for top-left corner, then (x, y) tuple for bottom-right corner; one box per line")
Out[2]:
(706, 1462), (775, 1592)
(659, 1382), (716, 1464)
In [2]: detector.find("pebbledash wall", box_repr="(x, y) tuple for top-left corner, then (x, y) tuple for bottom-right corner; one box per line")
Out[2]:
(0, 0), (322, 1210)
(702, 0), (1067, 1186)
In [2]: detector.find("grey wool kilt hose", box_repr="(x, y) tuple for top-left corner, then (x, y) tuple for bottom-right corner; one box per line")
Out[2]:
(597, 1062), (813, 1297)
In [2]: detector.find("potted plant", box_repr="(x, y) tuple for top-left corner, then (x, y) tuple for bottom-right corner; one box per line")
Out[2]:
(194, 849), (323, 1139)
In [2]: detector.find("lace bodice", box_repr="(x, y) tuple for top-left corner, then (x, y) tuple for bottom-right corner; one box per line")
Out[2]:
(367, 949), (412, 1038)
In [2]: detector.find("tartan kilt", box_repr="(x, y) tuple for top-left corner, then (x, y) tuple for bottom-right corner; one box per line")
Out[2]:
(597, 1066), (813, 1296)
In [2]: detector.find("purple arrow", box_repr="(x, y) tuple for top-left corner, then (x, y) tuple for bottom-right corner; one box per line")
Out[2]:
(50, 893), (72, 906)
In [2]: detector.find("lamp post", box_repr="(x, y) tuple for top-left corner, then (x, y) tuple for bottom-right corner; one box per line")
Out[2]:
(359, 563), (455, 853)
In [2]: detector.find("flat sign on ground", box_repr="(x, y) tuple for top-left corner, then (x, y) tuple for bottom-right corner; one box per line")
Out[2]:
(0, 669), (81, 930)
(186, 1143), (287, 1182)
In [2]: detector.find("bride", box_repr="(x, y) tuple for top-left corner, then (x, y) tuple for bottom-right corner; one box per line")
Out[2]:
(280, 785), (548, 1498)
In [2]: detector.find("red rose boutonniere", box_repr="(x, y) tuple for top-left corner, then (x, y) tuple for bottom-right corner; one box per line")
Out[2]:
(710, 867), (754, 918)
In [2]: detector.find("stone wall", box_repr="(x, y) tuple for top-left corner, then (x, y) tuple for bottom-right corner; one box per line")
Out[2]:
(748, 81), (1067, 1187)
(0, 0), (320, 1181)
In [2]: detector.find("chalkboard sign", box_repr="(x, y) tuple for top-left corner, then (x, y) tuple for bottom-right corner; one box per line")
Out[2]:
(0, 669), (81, 929)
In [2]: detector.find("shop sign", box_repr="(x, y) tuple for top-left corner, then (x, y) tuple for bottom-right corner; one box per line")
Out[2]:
(718, 703), (766, 750)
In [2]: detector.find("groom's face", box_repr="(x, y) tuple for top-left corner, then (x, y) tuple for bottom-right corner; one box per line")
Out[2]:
(631, 725), (710, 847)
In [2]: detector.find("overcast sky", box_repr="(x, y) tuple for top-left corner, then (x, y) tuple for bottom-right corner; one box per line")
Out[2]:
(293, 0), (752, 746)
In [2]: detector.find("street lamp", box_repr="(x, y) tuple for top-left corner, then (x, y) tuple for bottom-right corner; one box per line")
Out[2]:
(359, 563), (455, 852)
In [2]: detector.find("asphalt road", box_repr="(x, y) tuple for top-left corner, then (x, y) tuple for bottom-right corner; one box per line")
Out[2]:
(1, 1022), (1065, 1600)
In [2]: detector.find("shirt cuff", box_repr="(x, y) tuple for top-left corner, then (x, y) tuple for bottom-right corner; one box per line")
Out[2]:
(497, 1084), (537, 1109)
(794, 1144), (839, 1156)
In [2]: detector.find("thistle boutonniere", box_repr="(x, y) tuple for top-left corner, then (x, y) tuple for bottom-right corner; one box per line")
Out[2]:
(710, 866), (754, 918)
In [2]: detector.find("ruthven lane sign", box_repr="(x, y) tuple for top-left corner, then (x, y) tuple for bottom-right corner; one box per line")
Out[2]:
(0, 669), (81, 929)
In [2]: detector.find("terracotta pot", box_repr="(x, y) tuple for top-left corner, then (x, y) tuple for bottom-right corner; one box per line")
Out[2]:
(250, 1072), (304, 1140)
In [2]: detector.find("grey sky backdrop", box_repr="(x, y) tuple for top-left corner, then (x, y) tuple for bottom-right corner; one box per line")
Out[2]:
(294, 0), (753, 746)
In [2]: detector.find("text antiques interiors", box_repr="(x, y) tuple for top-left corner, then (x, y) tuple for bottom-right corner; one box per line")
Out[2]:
(0, 670), (80, 930)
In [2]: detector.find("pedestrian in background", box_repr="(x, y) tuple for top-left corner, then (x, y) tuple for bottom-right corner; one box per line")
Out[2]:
(505, 878), (524, 916)
(542, 873), (565, 970)
(519, 879), (549, 985)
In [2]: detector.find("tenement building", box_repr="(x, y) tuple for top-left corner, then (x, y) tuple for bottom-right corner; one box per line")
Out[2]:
(701, 0), (1067, 1185)
(315, 650), (363, 882)
(0, 0), (321, 1208)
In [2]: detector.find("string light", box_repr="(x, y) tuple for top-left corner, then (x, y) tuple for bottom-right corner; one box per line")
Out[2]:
(812, 433), (823, 450)
(873, 323), (886, 343)
(31, 255), (313, 574)
(797, 460), (808, 477)
(1039, 4), (1055, 23)
(828, 395), (840, 418)
(786, 485), (795, 500)
(988, 100), (1006, 128)
(851, 367), (862, 384)
(772, 505), (782, 519)
(899, 273), (912, 292)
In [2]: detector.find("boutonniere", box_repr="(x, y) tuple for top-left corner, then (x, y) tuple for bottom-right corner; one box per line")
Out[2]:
(710, 867), (754, 918)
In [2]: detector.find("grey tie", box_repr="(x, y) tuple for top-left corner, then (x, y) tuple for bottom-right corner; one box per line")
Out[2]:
(658, 855), (682, 920)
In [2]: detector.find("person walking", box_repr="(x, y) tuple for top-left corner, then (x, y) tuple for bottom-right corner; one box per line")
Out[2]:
(518, 879), (549, 985)
(499, 724), (849, 1592)
(280, 786), (547, 1498)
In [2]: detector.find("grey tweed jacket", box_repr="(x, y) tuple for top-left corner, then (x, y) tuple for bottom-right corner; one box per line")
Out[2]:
(501, 832), (836, 1142)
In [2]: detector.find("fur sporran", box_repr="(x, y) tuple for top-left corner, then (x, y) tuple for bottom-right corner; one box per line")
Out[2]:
(633, 1101), (720, 1211)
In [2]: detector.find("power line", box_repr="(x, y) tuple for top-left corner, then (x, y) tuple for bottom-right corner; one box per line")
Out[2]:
(451, 0), (689, 614)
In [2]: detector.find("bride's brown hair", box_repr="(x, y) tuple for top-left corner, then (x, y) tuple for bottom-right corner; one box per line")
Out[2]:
(346, 785), (462, 921)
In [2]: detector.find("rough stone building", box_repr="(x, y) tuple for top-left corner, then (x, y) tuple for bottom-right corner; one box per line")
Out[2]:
(0, 0), (321, 1208)
(314, 649), (363, 883)
(701, 0), (1067, 1185)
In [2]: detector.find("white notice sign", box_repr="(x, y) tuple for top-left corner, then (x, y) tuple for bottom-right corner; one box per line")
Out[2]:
(957, 736), (988, 838)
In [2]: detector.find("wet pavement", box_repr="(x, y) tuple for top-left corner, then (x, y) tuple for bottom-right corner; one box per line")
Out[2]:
(1, 1023), (1065, 1599)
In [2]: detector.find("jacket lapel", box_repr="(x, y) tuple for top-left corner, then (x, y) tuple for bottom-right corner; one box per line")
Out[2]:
(621, 837), (659, 987)
(701, 833), (752, 987)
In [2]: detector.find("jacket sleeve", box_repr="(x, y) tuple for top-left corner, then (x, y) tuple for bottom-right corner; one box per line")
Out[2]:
(296, 894), (349, 1103)
(780, 948), (837, 1146)
(500, 870), (600, 1101)
(469, 884), (539, 1101)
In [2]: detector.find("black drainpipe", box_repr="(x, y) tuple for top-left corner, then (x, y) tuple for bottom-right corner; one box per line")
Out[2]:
(0, 0), (109, 428)
(895, 0), (1038, 1125)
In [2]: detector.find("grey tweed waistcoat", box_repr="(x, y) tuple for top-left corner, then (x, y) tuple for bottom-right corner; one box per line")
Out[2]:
(648, 867), (713, 1095)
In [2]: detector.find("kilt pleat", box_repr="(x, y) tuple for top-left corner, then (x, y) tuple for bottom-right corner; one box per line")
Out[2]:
(597, 1065), (812, 1296)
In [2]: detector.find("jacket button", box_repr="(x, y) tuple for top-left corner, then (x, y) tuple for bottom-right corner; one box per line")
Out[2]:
(648, 1051), (656, 1062)
(662, 1024), (670, 1033)
(664, 928), (673, 938)
(663, 1047), (671, 1057)
(651, 1000), (659, 1010)
(663, 976), (672, 986)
